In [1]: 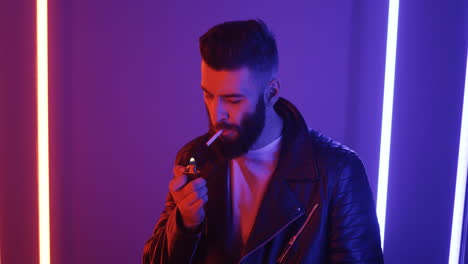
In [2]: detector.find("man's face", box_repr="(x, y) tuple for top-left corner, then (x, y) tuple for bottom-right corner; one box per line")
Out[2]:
(201, 61), (266, 159)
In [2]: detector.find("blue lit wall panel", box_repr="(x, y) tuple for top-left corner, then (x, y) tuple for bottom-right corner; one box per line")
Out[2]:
(384, 1), (467, 263)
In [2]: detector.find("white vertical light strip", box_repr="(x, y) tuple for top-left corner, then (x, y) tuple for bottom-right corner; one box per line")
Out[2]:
(449, 50), (468, 264)
(37, 0), (50, 263)
(377, 0), (400, 250)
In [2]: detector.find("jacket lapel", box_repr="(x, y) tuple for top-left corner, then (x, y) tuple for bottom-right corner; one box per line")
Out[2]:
(241, 166), (305, 258)
(199, 153), (236, 262)
(241, 97), (320, 258)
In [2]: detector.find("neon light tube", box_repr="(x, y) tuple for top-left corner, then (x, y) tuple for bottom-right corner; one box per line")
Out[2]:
(37, 0), (50, 263)
(377, 0), (400, 250)
(448, 49), (468, 264)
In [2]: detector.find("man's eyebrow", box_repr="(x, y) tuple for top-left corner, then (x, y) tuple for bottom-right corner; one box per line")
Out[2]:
(201, 86), (245, 98)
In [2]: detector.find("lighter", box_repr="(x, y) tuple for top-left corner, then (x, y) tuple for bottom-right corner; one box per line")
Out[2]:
(183, 129), (224, 180)
(184, 157), (200, 180)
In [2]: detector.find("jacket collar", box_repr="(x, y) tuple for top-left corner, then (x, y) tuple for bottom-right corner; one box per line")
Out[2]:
(273, 97), (319, 181)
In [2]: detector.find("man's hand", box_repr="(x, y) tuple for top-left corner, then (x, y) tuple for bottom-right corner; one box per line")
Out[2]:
(169, 165), (208, 230)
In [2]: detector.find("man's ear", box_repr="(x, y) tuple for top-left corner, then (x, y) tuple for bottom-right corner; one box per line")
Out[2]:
(264, 78), (280, 106)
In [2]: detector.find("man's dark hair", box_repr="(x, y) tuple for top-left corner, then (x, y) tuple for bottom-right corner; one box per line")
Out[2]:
(199, 19), (279, 78)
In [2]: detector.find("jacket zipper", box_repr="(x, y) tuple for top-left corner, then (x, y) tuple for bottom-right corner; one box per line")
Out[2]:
(238, 210), (305, 264)
(276, 202), (319, 264)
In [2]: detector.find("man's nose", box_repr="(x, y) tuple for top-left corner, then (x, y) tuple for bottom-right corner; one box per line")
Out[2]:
(213, 99), (228, 124)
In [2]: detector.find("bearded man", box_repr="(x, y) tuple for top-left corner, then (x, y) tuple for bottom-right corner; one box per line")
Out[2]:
(143, 19), (384, 264)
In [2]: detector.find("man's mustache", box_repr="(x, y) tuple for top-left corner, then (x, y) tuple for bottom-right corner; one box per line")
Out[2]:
(215, 122), (239, 131)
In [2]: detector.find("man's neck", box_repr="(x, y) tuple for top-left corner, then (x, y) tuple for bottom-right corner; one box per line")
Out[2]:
(249, 109), (283, 150)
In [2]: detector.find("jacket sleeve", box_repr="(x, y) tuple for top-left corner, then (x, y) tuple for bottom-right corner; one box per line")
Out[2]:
(142, 192), (202, 264)
(327, 154), (384, 263)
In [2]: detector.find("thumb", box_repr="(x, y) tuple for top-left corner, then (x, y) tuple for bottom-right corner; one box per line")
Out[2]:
(173, 164), (186, 177)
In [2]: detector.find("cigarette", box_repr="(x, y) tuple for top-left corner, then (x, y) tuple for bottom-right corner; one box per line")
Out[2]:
(206, 129), (223, 147)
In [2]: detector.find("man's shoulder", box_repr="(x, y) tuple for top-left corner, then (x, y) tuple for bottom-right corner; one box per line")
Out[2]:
(307, 128), (360, 171)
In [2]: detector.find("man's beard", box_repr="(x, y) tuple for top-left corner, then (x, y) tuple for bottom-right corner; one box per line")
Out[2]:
(206, 97), (266, 160)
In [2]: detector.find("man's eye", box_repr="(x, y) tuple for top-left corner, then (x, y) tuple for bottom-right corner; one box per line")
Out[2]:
(227, 99), (241, 104)
(204, 93), (214, 99)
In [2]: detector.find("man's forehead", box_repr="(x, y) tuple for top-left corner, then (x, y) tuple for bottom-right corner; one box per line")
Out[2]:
(201, 61), (256, 96)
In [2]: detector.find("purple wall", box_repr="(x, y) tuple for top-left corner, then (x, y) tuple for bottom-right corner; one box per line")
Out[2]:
(1, 0), (467, 263)
(0, 0), (39, 263)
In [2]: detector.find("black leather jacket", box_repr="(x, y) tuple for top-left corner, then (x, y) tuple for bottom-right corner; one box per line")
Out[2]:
(143, 98), (384, 263)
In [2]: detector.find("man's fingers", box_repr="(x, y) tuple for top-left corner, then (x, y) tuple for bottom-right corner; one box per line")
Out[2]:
(180, 186), (208, 207)
(173, 165), (186, 177)
(201, 194), (208, 203)
(169, 174), (187, 192)
(189, 197), (207, 211)
(199, 186), (208, 197)
(181, 192), (198, 207)
(183, 177), (207, 194)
